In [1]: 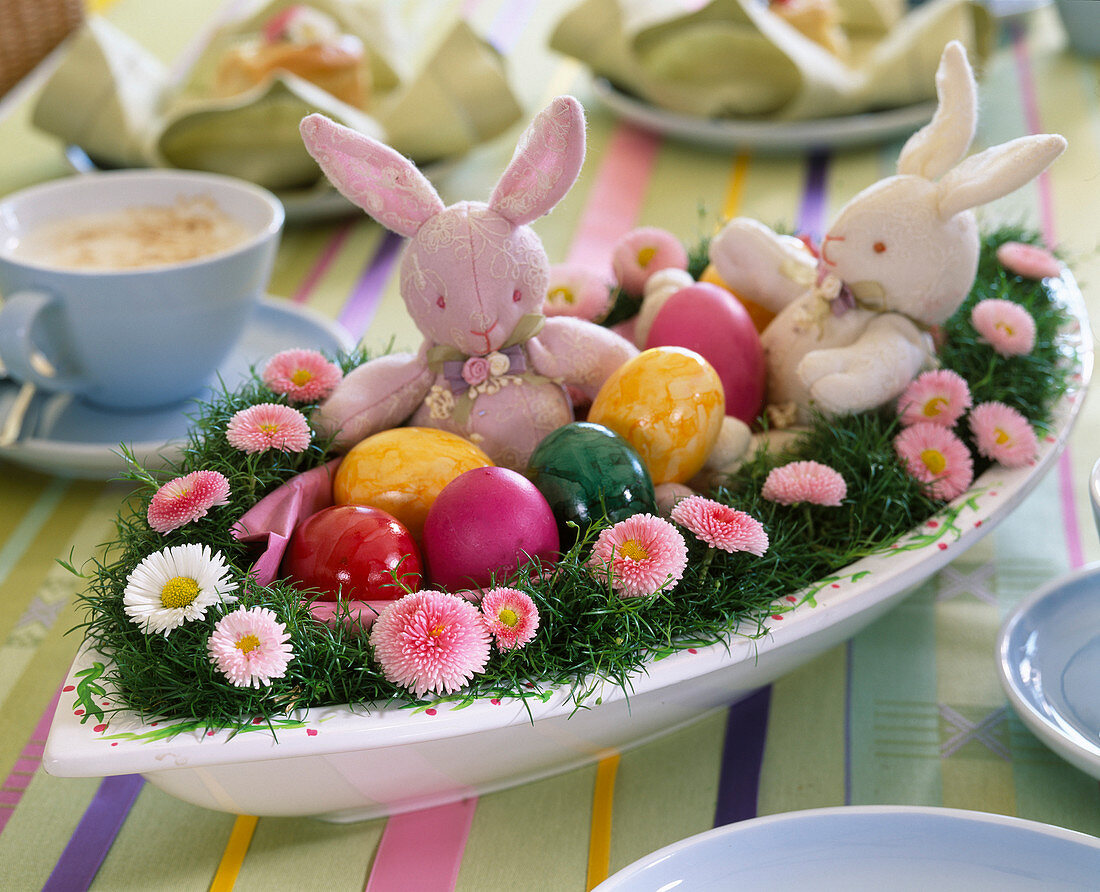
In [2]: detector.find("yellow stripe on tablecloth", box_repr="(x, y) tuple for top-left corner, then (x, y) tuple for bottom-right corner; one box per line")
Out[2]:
(209, 815), (258, 892)
(585, 753), (619, 890)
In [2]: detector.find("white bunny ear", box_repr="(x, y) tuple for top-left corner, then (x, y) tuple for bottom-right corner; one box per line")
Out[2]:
(489, 95), (586, 225)
(936, 133), (1067, 220)
(300, 113), (444, 237)
(897, 41), (977, 181)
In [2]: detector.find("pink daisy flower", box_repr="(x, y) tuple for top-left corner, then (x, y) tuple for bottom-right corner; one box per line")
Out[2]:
(611, 227), (688, 295)
(670, 496), (769, 556)
(996, 241), (1061, 280)
(207, 606), (294, 688)
(896, 369), (972, 428)
(370, 590), (491, 698)
(480, 587), (540, 651)
(894, 422), (974, 501)
(262, 349), (343, 404)
(971, 299), (1037, 357)
(588, 514), (688, 598)
(968, 401), (1039, 468)
(544, 264), (612, 321)
(226, 403), (312, 454)
(761, 461), (847, 507)
(147, 469), (231, 534)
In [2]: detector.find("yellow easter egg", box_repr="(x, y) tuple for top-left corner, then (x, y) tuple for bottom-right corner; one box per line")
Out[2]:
(333, 427), (493, 540)
(589, 347), (725, 485)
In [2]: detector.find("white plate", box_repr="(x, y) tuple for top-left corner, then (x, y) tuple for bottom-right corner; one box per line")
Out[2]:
(0, 297), (355, 480)
(592, 78), (937, 153)
(41, 274), (1091, 821)
(998, 562), (1100, 780)
(595, 806), (1100, 891)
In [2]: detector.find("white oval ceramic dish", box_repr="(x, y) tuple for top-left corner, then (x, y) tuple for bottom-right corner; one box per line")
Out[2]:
(591, 78), (937, 153)
(42, 273), (1091, 822)
(594, 806), (1100, 891)
(997, 561), (1100, 781)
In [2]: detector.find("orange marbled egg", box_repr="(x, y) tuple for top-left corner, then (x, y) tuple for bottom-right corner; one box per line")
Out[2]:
(588, 347), (725, 485)
(333, 427), (493, 540)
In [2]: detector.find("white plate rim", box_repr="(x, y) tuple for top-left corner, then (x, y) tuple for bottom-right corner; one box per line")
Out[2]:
(997, 560), (1100, 779)
(593, 805), (1100, 890)
(591, 78), (938, 152)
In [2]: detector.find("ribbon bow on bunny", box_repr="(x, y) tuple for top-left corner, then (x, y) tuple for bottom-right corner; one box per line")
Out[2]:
(708, 41), (1066, 424)
(299, 96), (638, 470)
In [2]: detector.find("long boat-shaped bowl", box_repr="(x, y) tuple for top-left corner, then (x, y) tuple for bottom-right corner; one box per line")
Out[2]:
(43, 274), (1092, 822)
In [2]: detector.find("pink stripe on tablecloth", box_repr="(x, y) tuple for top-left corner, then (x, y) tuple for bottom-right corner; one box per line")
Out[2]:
(364, 798), (478, 892)
(0, 684), (60, 836)
(292, 221), (355, 305)
(1011, 24), (1085, 570)
(564, 124), (662, 274)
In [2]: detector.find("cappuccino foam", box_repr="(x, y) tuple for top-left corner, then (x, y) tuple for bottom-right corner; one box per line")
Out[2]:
(17, 195), (251, 270)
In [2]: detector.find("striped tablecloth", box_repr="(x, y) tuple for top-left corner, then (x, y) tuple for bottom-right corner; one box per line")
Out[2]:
(1, 2), (1099, 889)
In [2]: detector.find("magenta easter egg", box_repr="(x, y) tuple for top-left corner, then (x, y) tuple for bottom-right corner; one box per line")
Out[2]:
(645, 282), (766, 425)
(423, 466), (560, 591)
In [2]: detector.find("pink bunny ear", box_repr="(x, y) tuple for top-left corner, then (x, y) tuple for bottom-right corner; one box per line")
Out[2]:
(300, 113), (444, 237)
(489, 96), (586, 225)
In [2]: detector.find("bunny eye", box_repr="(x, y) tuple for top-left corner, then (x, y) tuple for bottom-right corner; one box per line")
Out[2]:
(512, 289), (522, 303)
(873, 241), (887, 254)
(436, 295), (446, 309)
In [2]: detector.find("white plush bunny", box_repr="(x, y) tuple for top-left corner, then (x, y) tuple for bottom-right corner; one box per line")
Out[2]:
(299, 96), (638, 470)
(708, 41), (1066, 422)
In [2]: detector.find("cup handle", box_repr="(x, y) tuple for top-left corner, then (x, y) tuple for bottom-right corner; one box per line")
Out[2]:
(0, 290), (83, 392)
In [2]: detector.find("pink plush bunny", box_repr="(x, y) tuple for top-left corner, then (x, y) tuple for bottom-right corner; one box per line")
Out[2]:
(708, 42), (1066, 423)
(300, 97), (638, 469)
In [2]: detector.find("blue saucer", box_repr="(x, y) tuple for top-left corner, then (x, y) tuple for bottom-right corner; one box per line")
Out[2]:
(998, 562), (1100, 780)
(0, 297), (355, 479)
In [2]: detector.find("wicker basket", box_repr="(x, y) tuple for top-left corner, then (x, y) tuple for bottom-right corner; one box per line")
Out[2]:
(0, 0), (84, 97)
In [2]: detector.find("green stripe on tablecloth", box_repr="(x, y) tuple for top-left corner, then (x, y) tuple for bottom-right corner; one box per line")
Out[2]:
(848, 578), (942, 805)
(758, 645), (849, 814)
(606, 709), (726, 875)
(233, 816), (385, 892)
(267, 222), (354, 302)
(0, 477), (70, 594)
(457, 765), (597, 891)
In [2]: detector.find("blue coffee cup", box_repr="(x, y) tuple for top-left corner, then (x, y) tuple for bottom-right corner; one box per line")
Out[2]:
(0, 169), (284, 410)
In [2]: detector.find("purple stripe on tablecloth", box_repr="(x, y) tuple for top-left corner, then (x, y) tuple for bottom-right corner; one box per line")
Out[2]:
(337, 230), (405, 341)
(42, 774), (145, 892)
(487, 0), (538, 53)
(292, 221), (355, 305)
(713, 687), (772, 825)
(1010, 23), (1085, 571)
(797, 151), (830, 242)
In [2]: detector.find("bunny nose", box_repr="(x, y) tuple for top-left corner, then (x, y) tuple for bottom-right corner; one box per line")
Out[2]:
(469, 320), (499, 352)
(820, 234), (844, 266)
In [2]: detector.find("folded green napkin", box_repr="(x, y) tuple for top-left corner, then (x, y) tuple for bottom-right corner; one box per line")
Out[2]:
(550, 0), (992, 120)
(33, 0), (522, 191)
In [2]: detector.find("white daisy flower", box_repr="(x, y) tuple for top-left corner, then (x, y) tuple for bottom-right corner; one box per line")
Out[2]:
(123, 543), (238, 636)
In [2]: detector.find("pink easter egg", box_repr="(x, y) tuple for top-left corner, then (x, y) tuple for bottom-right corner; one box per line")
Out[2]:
(645, 282), (766, 425)
(422, 466), (560, 592)
(996, 241), (1062, 280)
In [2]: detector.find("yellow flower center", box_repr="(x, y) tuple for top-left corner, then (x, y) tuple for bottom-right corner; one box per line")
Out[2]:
(996, 321), (1015, 337)
(259, 422), (280, 435)
(922, 397), (947, 417)
(290, 368), (314, 386)
(636, 246), (657, 268)
(236, 634), (261, 654)
(428, 622), (446, 638)
(548, 285), (575, 305)
(498, 608), (519, 628)
(920, 448), (947, 475)
(995, 427), (1011, 445)
(160, 576), (199, 609)
(619, 539), (650, 561)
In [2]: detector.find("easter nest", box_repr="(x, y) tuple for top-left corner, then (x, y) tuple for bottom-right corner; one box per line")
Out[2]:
(71, 228), (1080, 733)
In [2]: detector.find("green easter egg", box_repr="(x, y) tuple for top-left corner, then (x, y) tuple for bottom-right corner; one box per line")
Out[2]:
(527, 422), (658, 547)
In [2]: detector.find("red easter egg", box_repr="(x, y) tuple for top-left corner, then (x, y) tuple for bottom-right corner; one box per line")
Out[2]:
(283, 505), (423, 601)
(422, 466), (559, 592)
(645, 282), (766, 425)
